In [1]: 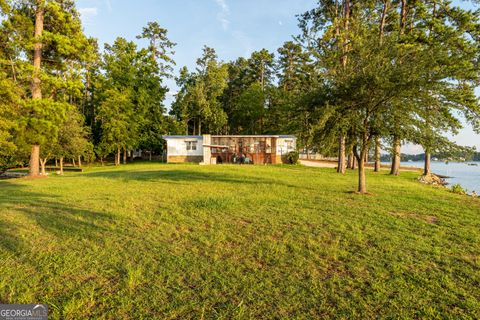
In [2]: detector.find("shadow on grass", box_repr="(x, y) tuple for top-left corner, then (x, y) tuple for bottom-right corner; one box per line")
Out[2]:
(0, 218), (26, 254)
(0, 183), (115, 259)
(82, 169), (302, 189)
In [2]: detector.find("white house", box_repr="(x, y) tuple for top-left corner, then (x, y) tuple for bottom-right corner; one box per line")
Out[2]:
(162, 135), (204, 163)
(162, 134), (296, 164)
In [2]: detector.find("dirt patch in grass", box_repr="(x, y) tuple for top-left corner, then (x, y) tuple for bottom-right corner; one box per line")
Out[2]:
(390, 211), (438, 224)
(237, 218), (252, 226)
(21, 175), (48, 180)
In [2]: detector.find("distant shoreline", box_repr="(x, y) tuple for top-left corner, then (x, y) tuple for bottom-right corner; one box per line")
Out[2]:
(300, 159), (479, 194)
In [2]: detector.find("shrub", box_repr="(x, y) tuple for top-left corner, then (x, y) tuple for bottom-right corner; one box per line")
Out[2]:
(451, 184), (467, 195)
(0, 154), (22, 175)
(284, 151), (299, 165)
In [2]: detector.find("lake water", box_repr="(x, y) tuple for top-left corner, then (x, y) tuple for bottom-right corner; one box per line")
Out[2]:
(400, 161), (480, 193)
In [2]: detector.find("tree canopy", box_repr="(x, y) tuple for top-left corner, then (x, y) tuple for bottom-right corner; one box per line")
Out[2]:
(1, 0), (479, 193)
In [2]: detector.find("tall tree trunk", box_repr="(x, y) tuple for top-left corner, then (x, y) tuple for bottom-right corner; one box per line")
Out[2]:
(380, 1), (389, 44)
(149, 151), (152, 161)
(28, 1), (45, 177)
(389, 0), (406, 177)
(377, 2), (388, 179)
(40, 158), (47, 176)
(341, 0), (351, 68)
(374, 136), (381, 172)
(400, 0), (407, 34)
(60, 157), (64, 174)
(337, 136), (346, 174)
(78, 155), (82, 168)
(347, 150), (354, 169)
(357, 150), (367, 194)
(29, 145), (40, 177)
(100, 156), (104, 166)
(355, 129), (370, 194)
(123, 149), (127, 164)
(83, 65), (90, 116)
(55, 158), (58, 168)
(116, 148), (121, 166)
(261, 63), (265, 91)
(390, 137), (401, 176)
(32, 2), (44, 99)
(72, 158), (76, 167)
(335, 2), (350, 174)
(424, 150), (431, 176)
(9, 56), (17, 83)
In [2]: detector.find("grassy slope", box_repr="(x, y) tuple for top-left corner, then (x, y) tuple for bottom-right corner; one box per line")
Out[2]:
(0, 163), (479, 319)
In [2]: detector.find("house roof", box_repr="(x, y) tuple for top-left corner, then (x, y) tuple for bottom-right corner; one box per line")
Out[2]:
(211, 135), (296, 139)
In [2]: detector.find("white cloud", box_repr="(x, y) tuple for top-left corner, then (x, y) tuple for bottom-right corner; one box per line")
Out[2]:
(78, 7), (98, 17)
(278, 20), (283, 26)
(105, 0), (112, 12)
(214, 0), (230, 31)
(215, 0), (229, 13)
(219, 17), (230, 30)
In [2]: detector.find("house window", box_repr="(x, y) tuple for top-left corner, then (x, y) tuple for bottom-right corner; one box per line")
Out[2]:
(285, 140), (294, 151)
(186, 141), (197, 151)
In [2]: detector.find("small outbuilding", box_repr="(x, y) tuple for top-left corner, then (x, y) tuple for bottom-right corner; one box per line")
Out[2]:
(162, 135), (296, 165)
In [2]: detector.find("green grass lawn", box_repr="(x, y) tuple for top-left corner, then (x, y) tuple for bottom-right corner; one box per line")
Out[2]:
(0, 163), (479, 319)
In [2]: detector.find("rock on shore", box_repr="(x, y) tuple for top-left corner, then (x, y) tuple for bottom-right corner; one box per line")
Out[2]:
(417, 174), (447, 186)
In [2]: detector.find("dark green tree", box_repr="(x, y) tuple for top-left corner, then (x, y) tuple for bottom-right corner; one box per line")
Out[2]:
(298, 0), (480, 193)
(3, 0), (92, 176)
(171, 46), (228, 135)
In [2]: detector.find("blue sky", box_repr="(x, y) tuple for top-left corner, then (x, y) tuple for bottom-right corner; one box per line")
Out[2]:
(76, 0), (480, 153)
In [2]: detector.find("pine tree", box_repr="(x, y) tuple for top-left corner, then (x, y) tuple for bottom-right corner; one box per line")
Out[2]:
(3, 0), (92, 176)
(171, 46), (228, 135)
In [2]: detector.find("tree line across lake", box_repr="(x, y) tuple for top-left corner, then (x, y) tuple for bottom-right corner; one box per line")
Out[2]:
(381, 152), (480, 163)
(1, 0), (479, 193)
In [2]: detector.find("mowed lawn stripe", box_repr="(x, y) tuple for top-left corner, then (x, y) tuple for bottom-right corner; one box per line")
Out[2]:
(0, 163), (479, 319)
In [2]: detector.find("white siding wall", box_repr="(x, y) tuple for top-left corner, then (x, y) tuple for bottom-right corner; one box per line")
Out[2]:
(166, 137), (204, 156)
(276, 138), (296, 156)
